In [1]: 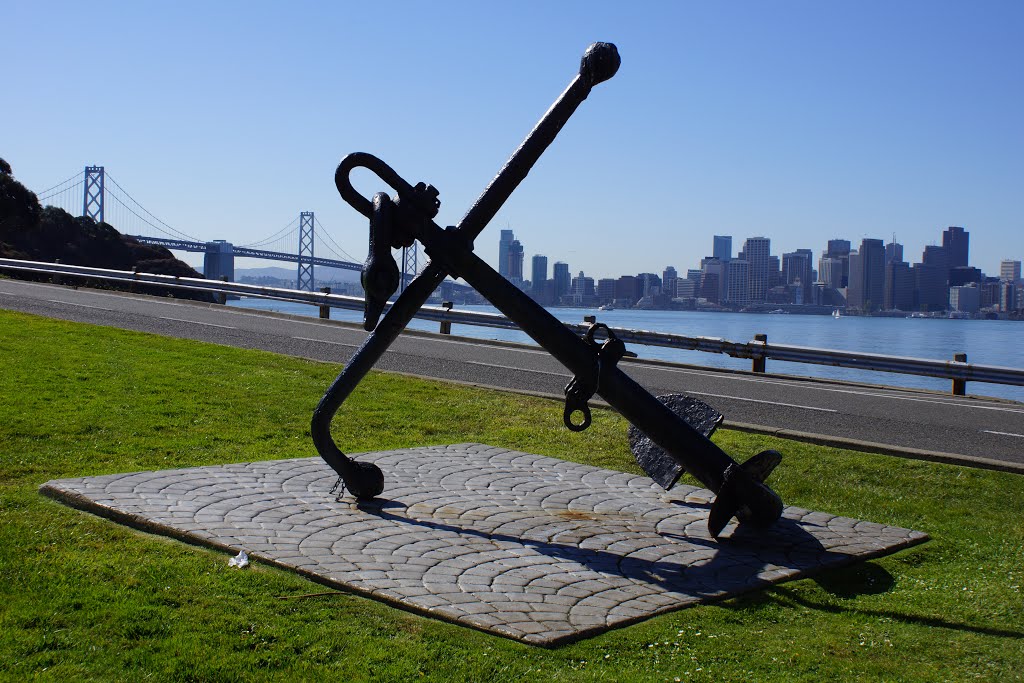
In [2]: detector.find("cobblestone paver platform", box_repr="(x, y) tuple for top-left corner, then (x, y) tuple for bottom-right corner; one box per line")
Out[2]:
(41, 444), (927, 645)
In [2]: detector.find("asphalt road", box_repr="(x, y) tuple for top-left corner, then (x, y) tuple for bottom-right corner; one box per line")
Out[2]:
(3, 278), (1023, 472)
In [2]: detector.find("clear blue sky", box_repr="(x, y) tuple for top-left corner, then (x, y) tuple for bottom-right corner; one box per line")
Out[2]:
(4, 1), (1021, 278)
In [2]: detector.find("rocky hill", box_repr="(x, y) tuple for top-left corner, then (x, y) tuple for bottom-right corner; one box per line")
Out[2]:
(0, 158), (212, 301)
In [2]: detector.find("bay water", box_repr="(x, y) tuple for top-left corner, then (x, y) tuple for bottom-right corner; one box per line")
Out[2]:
(229, 298), (1023, 403)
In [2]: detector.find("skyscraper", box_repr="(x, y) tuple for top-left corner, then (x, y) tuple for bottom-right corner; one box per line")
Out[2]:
(885, 240), (903, 265)
(531, 254), (548, 298)
(782, 249), (813, 301)
(507, 238), (524, 283)
(884, 261), (914, 311)
(498, 229), (514, 278)
(713, 235), (732, 262)
(1001, 260), (1021, 282)
(662, 266), (678, 297)
(742, 237), (771, 302)
(942, 226), (969, 269)
(724, 259), (749, 304)
(922, 245), (950, 285)
(552, 261), (571, 302)
(826, 239), (852, 288)
(847, 238), (885, 311)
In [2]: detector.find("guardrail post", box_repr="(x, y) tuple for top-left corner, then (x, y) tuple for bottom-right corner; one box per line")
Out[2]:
(131, 266), (138, 293)
(216, 276), (228, 305)
(752, 333), (767, 373)
(319, 287), (331, 319)
(952, 352), (967, 396)
(52, 259), (62, 286)
(439, 301), (453, 334)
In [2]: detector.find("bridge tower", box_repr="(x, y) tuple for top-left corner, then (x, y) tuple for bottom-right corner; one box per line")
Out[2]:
(297, 211), (315, 291)
(83, 166), (105, 223)
(400, 243), (418, 294)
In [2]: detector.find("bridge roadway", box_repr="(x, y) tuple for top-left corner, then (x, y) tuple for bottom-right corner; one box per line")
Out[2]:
(2, 278), (1022, 473)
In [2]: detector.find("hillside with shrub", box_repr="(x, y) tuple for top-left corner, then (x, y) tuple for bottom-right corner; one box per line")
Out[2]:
(0, 158), (212, 300)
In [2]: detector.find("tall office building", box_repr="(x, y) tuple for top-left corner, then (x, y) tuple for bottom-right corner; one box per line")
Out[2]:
(826, 239), (852, 287)
(922, 245), (950, 285)
(942, 226), (969, 269)
(742, 237), (771, 302)
(615, 275), (638, 304)
(531, 254), (548, 298)
(884, 261), (914, 311)
(701, 257), (726, 304)
(507, 238), (524, 283)
(662, 266), (678, 297)
(552, 261), (571, 302)
(885, 240), (903, 265)
(713, 235), (732, 262)
(782, 250), (813, 300)
(913, 263), (947, 312)
(818, 256), (843, 290)
(847, 238), (885, 311)
(724, 259), (750, 304)
(1001, 260), (1021, 282)
(498, 229), (514, 278)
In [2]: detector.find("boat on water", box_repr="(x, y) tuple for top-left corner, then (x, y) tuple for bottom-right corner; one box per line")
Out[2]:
(598, 304), (615, 311)
(832, 309), (841, 318)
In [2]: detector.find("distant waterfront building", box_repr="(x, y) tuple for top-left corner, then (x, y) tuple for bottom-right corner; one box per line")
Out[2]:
(949, 267), (982, 287)
(637, 273), (662, 297)
(1001, 259), (1021, 283)
(782, 250), (813, 302)
(570, 271), (595, 304)
(884, 261), (914, 311)
(1000, 281), (1018, 312)
(596, 278), (616, 303)
(507, 238), (524, 284)
(913, 263), (947, 312)
(942, 226), (969, 269)
(662, 266), (678, 297)
(700, 257), (726, 304)
(552, 261), (571, 302)
(713, 235), (732, 262)
(615, 275), (638, 305)
(818, 256), (843, 290)
(922, 245), (950, 285)
(742, 237), (771, 302)
(724, 259), (750, 304)
(847, 238), (885, 312)
(826, 239), (852, 288)
(949, 285), (980, 313)
(530, 254), (548, 298)
(768, 255), (781, 290)
(885, 240), (903, 265)
(498, 229), (514, 278)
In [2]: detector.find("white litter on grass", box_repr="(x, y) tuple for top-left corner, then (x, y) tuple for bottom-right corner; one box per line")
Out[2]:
(228, 550), (249, 569)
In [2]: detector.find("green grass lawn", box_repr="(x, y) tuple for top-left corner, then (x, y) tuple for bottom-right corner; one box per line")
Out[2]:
(0, 309), (1021, 682)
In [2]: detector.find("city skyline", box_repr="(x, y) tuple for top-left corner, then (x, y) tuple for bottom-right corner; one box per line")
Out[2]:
(4, 3), (1021, 280)
(503, 222), (1021, 314)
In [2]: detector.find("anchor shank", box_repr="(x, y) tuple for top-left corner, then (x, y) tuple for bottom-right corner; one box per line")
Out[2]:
(427, 234), (734, 493)
(457, 43), (619, 241)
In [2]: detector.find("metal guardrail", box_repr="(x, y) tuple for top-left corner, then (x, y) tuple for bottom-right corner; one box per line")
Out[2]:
(3, 257), (1023, 395)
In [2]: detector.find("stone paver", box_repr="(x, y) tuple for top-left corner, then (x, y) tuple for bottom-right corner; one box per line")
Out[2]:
(40, 444), (927, 646)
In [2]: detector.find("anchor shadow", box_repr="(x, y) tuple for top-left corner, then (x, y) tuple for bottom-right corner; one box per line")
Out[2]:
(354, 497), (852, 601)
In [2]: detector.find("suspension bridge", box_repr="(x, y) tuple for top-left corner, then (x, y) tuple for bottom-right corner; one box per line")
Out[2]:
(33, 166), (422, 291)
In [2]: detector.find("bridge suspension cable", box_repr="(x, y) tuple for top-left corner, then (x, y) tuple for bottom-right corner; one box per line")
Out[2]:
(35, 171), (83, 203)
(314, 216), (361, 264)
(104, 173), (201, 242)
(237, 215), (300, 249)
